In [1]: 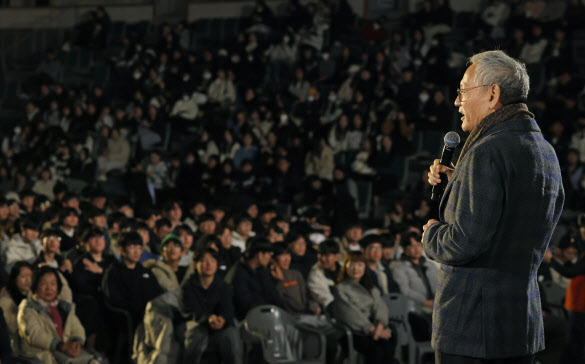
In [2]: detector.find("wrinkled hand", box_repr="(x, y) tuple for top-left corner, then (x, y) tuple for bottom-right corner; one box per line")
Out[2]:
(428, 159), (454, 186)
(422, 219), (439, 240)
(59, 341), (81, 358)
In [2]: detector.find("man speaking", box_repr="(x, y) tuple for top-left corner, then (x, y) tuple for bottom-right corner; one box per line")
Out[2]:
(423, 50), (565, 363)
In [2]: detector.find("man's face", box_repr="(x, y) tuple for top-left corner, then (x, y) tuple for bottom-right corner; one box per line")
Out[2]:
(23, 228), (39, 243)
(43, 235), (61, 253)
(64, 214), (79, 228)
(200, 220), (216, 235)
(383, 246), (394, 261)
(22, 196), (34, 209)
(319, 253), (339, 271)
(237, 220), (252, 236)
(257, 251), (272, 267)
(180, 230), (193, 250)
(91, 215), (107, 229)
(122, 244), (143, 264)
(405, 238), (424, 260)
(456, 64), (492, 132)
(162, 241), (183, 262)
(274, 252), (291, 271)
(88, 235), (106, 253)
(156, 225), (171, 240)
(0, 204), (9, 220)
(168, 203), (182, 222)
(290, 237), (306, 256)
(346, 227), (362, 243)
(365, 243), (383, 263)
(92, 197), (107, 210)
(197, 252), (218, 277)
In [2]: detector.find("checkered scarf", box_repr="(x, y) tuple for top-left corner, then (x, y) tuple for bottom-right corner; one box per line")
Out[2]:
(456, 103), (534, 166)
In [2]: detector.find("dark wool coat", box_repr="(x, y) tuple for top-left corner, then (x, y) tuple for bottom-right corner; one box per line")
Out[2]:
(422, 119), (564, 358)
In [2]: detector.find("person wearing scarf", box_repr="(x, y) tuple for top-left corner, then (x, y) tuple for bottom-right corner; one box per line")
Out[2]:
(17, 266), (98, 364)
(423, 50), (564, 363)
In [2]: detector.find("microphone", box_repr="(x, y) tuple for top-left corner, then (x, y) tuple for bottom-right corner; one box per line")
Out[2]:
(431, 131), (461, 201)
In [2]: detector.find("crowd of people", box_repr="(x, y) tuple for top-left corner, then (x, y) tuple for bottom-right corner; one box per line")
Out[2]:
(1, 0), (585, 363)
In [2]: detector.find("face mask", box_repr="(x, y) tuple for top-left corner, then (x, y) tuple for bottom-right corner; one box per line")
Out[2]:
(133, 72), (141, 80)
(248, 55), (254, 62)
(203, 72), (212, 80)
(329, 95), (336, 102)
(308, 96), (315, 102)
(322, 53), (330, 61)
(183, 74), (190, 82)
(419, 93), (430, 103)
(280, 114), (288, 123)
(283, 35), (290, 43)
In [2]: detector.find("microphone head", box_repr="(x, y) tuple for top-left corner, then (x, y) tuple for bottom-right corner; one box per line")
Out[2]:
(444, 131), (460, 149)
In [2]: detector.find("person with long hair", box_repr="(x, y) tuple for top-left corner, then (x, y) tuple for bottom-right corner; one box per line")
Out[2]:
(331, 251), (396, 364)
(0, 261), (33, 344)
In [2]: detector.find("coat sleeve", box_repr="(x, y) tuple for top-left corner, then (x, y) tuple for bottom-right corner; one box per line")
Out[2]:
(18, 302), (61, 351)
(307, 268), (335, 309)
(66, 307), (86, 344)
(371, 288), (389, 327)
(422, 148), (503, 266)
(392, 264), (427, 305)
(332, 284), (373, 334)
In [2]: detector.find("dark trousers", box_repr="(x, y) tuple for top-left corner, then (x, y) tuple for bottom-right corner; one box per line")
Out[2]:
(183, 325), (240, 364)
(435, 352), (535, 364)
(353, 332), (396, 364)
(560, 311), (585, 364)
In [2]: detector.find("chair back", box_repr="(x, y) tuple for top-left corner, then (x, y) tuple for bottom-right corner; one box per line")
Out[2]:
(243, 305), (298, 363)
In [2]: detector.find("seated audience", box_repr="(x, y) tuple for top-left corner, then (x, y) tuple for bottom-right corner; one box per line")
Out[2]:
(180, 247), (240, 364)
(17, 267), (98, 363)
(103, 231), (163, 328)
(0, 261), (33, 345)
(393, 232), (438, 341)
(225, 237), (283, 320)
(331, 252), (396, 364)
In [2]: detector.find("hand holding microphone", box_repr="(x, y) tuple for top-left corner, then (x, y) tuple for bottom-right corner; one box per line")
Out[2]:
(429, 131), (460, 201)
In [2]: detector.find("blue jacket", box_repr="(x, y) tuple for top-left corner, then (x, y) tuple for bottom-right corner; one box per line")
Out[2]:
(423, 119), (564, 358)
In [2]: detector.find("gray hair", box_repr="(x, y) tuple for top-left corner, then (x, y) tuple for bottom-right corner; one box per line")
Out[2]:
(468, 50), (530, 105)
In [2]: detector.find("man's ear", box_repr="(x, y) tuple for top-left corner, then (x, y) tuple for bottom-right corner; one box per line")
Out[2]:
(489, 84), (503, 109)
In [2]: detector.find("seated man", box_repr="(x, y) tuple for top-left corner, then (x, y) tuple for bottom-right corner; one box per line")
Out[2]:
(225, 237), (283, 320)
(393, 231), (439, 341)
(286, 231), (318, 279)
(144, 234), (188, 291)
(307, 239), (341, 311)
(270, 242), (319, 314)
(360, 234), (401, 294)
(103, 231), (164, 328)
(180, 247), (240, 363)
(2, 217), (42, 273)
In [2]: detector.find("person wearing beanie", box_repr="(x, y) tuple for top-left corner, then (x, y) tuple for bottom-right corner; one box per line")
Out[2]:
(270, 242), (319, 314)
(224, 237), (283, 320)
(143, 234), (187, 291)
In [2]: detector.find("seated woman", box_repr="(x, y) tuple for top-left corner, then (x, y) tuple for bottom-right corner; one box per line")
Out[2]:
(70, 227), (116, 350)
(0, 261), (33, 346)
(331, 251), (397, 364)
(17, 266), (98, 364)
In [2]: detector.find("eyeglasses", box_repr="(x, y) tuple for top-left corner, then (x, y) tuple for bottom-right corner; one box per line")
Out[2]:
(44, 236), (61, 242)
(456, 85), (489, 101)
